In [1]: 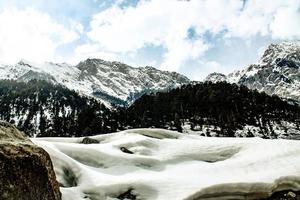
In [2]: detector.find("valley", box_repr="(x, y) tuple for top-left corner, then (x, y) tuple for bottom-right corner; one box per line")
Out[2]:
(0, 41), (299, 200)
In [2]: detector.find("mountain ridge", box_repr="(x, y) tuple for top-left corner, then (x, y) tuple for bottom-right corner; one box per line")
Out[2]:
(0, 58), (190, 107)
(205, 41), (300, 103)
(1, 41), (299, 106)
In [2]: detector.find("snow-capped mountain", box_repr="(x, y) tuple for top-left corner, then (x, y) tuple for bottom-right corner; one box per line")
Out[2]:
(0, 58), (190, 106)
(205, 42), (300, 103)
(203, 72), (227, 83)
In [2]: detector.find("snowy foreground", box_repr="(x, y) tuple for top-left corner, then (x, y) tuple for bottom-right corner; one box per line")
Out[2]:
(32, 129), (300, 200)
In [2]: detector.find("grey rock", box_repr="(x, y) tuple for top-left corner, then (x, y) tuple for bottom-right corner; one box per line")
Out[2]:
(81, 137), (99, 144)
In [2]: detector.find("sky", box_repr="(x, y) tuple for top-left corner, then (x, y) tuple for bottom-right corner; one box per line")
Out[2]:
(0, 0), (299, 80)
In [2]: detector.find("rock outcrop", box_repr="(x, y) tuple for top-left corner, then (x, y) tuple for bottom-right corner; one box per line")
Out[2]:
(0, 121), (61, 200)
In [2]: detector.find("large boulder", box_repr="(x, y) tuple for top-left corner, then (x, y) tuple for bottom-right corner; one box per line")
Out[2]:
(0, 121), (61, 200)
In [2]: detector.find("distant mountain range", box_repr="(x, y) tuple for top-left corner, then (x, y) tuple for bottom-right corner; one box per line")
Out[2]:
(0, 58), (189, 107)
(205, 41), (300, 104)
(0, 41), (299, 138)
(0, 41), (299, 106)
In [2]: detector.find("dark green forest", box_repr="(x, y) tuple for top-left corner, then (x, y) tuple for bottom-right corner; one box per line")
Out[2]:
(124, 82), (300, 138)
(0, 80), (299, 138)
(0, 80), (118, 137)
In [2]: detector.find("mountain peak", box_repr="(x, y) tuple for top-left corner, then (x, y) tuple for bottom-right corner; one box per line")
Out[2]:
(75, 58), (190, 105)
(0, 57), (190, 107)
(17, 59), (34, 68)
(204, 72), (227, 83)
(260, 41), (300, 65)
(205, 41), (300, 104)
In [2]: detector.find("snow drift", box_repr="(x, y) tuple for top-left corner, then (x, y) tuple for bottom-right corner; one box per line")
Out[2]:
(32, 129), (300, 200)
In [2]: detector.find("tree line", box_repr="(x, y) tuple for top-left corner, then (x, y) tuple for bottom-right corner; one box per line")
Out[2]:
(0, 80), (299, 138)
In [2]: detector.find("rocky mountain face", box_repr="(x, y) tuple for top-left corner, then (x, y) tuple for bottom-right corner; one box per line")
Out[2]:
(205, 42), (300, 103)
(0, 58), (190, 106)
(0, 121), (61, 200)
(204, 72), (227, 83)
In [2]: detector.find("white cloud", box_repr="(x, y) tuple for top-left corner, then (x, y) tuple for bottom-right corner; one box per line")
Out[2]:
(181, 60), (223, 81)
(71, 43), (117, 64)
(161, 39), (210, 71)
(224, 0), (300, 38)
(270, 4), (300, 39)
(0, 7), (81, 64)
(84, 0), (216, 71)
(2, 0), (298, 75)
(79, 0), (299, 72)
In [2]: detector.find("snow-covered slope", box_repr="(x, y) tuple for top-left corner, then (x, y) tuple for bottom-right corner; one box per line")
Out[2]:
(33, 129), (300, 200)
(0, 59), (190, 106)
(205, 42), (300, 103)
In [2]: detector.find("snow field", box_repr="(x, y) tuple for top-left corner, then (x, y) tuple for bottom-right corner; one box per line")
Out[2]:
(32, 129), (300, 200)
